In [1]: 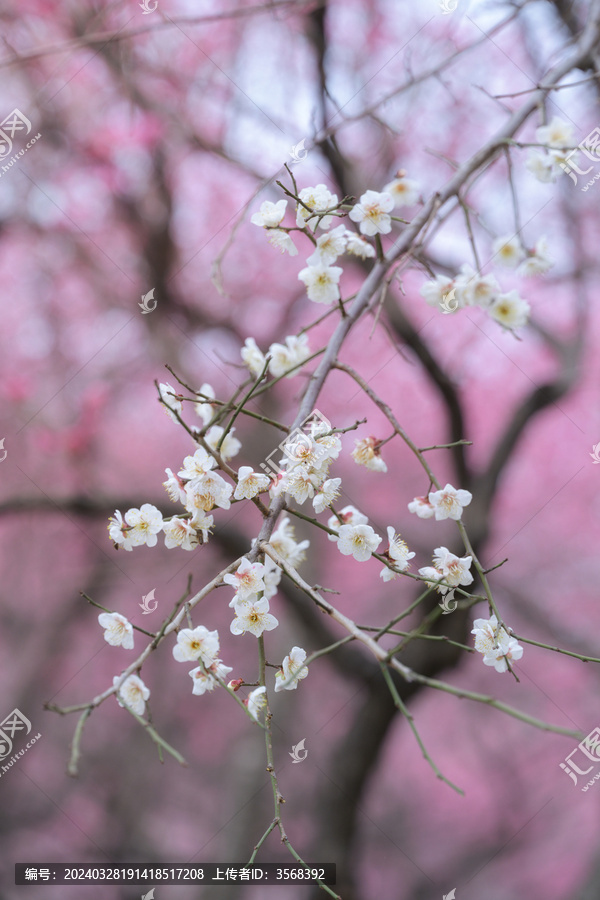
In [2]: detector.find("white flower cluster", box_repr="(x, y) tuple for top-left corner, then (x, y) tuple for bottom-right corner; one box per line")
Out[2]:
(418, 547), (474, 595)
(420, 234), (554, 332)
(270, 419), (343, 511)
(250, 174), (419, 308)
(241, 334), (311, 380)
(327, 505), (382, 562)
(408, 483), (472, 521)
(472, 614), (523, 674)
(526, 116), (575, 184)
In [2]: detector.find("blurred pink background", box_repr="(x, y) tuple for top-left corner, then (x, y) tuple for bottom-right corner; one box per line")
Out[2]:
(1, 1), (600, 899)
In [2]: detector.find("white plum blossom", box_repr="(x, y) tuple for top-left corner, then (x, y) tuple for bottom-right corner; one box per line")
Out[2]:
(241, 337), (267, 378)
(419, 274), (455, 308)
(296, 184), (339, 231)
(298, 263), (343, 305)
(307, 225), (348, 266)
(384, 175), (419, 207)
(408, 496), (435, 518)
(488, 291), (530, 331)
(230, 596), (279, 637)
(280, 464), (320, 504)
(268, 333), (311, 378)
(173, 626), (220, 665)
(163, 516), (200, 550)
(246, 685), (267, 720)
(158, 382), (183, 423)
(526, 149), (560, 183)
(194, 383), (216, 425)
(344, 230), (376, 259)
(454, 264), (500, 308)
(178, 447), (215, 484)
(250, 199), (287, 228)
(108, 510), (136, 551)
(185, 470), (233, 513)
(263, 556), (283, 600)
(269, 516), (310, 568)
(190, 510), (214, 541)
(386, 526), (415, 570)
(419, 547), (473, 595)
(98, 612), (134, 649)
(349, 189), (394, 235)
(313, 477), (342, 514)
(205, 425), (242, 461)
(351, 436), (387, 472)
(432, 546), (473, 589)
(223, 557), (267, 600)
(163, 467), (187, 504)
(428, 484), (472, 521)
(267, 229), (298, 256)
(274, 646), (309, 692)
(327, 505), (368, 540)
(121, 504), (164, 548)
(536, 116), (574, 150)
(517, 236), (554, 277)
(113, 674), (150, 715)
(472, 614), (523, 673)
(234, 466), (271, 500)
(336, 523), (382, 562)
(491, 234), (526, 268)
(189, 659), (233, 695)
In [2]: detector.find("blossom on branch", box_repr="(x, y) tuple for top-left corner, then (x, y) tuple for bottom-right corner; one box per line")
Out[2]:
(383, 174), (420, 207)
(113, 674), (150, 715)
(234, 466), (271, 500)
(407, 496), (435, 519)
(491, 234), (526, 269)
(295, 184), (339, 231)
(246, 685), (267, 721)
(223, 557), (267, 600)
(194, 382), (216, 425)
(268, 333), (311, 377)
(250, 199), (287, 228)
(173, 626), (220, 665)
(428, 484), (472, 521)
(98, 612), (134, 649)
(189, 659), (233, 696)
(472, 614), (523, 673)
(307, 224), (348, 266)
(349, 189), (394, 235)
(488, 291), (530, 331)
(205, 425), (241, 461)
(351, 436), (387, 472)
(298, 263), (343, 305)
(230, 596), (279, 637)
(163, 516), (200, 550)
(313, 477), (342, 514)
(241, 336), (267, 378)
(335, 523), (382, 562)
(274, 646), (308, 692)
(158, 382), (183, 422)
